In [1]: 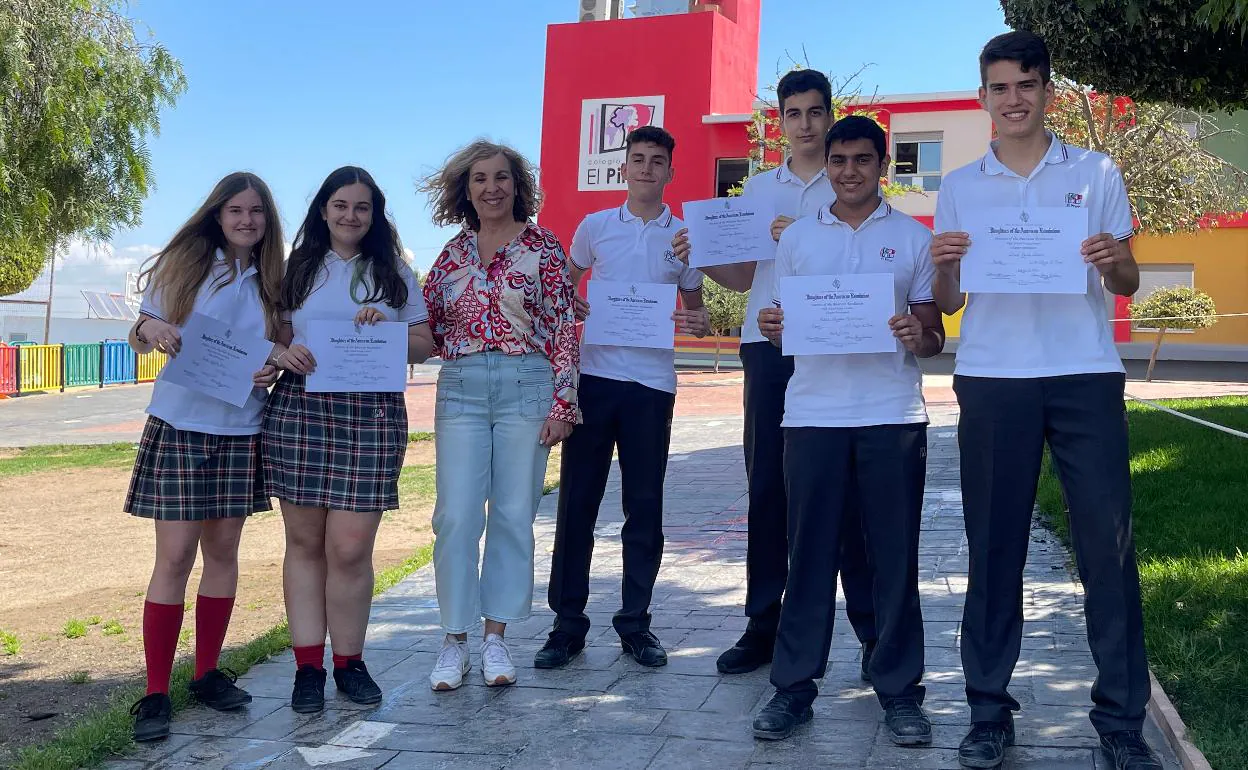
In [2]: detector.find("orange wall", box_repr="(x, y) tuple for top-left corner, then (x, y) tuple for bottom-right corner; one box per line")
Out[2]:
(1131, 227), (1248, 346)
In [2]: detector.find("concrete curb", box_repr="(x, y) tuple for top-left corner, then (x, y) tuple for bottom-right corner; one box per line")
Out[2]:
(1148, 670), (1213, 770)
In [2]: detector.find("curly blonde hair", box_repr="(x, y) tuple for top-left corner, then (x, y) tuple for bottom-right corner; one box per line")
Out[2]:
(420, 140), (541, 231)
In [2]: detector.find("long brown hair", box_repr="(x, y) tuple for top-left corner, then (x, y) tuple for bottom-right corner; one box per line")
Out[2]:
(137, 173), (285, 337)
(419, 141), (541, 231)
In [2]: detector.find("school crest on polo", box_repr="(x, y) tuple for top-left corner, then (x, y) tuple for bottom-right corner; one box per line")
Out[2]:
(880, 247), (896, 262)
(662, 249), (679, 265)
(1066, 192), (1085, 207)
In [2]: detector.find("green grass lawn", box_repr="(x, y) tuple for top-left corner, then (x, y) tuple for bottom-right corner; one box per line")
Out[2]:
(1036, 396), (1248, 769)
(0, 444), (138, 478)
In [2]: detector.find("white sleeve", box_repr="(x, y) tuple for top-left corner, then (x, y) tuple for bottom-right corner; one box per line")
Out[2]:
(771, 229), (795, 306)
(138, 276), (168, 322)
(398, 264), (428, 324)
(1103, 163), (1135, 241)
(933, 174), (958, 233)
(909, 230), (937, 305)
(678, 263), (704, 292)
(568, 216), (595, 271)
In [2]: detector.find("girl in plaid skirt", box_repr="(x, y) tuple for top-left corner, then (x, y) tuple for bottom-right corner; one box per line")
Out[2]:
(125, 172), (287, 742)
(262, 167), (433, 713)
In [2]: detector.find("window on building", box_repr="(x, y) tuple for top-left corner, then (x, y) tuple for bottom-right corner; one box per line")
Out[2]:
(1133, 263), (1196, 332)
(893, 132), (943, 192)
(715, 158), (750, 197)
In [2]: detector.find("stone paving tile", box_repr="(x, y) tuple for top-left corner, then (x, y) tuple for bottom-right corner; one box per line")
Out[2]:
(117, 410), (1182, 769)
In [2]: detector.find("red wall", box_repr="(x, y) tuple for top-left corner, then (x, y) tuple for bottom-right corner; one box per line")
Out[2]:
(537, 3), (761, 251)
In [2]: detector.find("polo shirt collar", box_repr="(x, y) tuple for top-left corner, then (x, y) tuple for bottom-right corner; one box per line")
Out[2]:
(817, 198), (892, 227)
(775, 159), (828, 188)
(980, 132), (1069, 177)
(618, 203), (674, 228)
(215, 248), (259, 280)
(327, 249), (363, 264)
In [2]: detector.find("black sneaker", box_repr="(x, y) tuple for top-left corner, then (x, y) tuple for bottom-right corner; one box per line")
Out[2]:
(1100, 731), (1163, 769)
(188, 668), (252, 711)
(620, 631), (667, 667)
(716, 631), (774, 675)
(533, 631), (585, 669)
(130, 692), (171, 743)
(291, 664), (327, 714)
(884, 698), (932, 746)
(751, 690), (814, 741)
(860, 639), (877, 682)
(333, 660), (382, 705)
(958, 719), (1015, 768)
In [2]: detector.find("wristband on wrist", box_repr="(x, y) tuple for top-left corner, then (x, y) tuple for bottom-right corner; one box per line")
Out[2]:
(135, 317), (150, 344)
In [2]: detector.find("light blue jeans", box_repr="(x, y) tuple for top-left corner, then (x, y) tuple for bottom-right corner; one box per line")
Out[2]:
(432, 352), (553, 633)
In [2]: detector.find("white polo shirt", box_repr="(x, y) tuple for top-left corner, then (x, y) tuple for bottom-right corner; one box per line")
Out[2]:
(288, 251), (428, 347)
(570, 204), (704, 394)
(740, 163), (835, 344)
(140, 249), (270, 435)
(936, 134), (1133, 378)
(772, 201), (936, 428)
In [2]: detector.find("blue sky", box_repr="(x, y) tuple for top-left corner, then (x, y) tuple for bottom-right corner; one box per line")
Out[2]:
(30, 0), (1009, 314)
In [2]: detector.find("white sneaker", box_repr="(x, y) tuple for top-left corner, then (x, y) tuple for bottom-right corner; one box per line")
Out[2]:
(481, 634), (517, 687)
(429, 637), (470, 691)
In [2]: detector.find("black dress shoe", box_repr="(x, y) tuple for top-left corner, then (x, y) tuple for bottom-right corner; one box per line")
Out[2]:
(533, 631), (585, 669)
(291, 664), (327, 714)
(884, 698), (932, 746)
(1100, 731), (1163, 769)
(620, 631), (667, 667)
(860, 640), (877, 682)
(752, 691), (814, 740)
(130, 693), (172, 742)
(958, 719), (1015, 768)
(716, 631), (774, 674)
(188, 668), (252, 711)
(333, 660), (382, 705)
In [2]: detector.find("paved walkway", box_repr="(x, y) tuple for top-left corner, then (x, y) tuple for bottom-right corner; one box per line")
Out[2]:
(104, 408), (1179, 769)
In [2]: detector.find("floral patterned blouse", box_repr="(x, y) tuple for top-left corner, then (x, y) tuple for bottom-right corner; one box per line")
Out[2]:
(423, 222), (579, 423)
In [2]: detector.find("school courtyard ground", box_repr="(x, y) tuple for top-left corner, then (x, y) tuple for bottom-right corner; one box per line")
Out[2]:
(2, 359), (1244, 768)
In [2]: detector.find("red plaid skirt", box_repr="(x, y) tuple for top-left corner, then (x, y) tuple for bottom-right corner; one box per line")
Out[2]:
(261, 373), (407, 513)
(125, 417), (271, 521)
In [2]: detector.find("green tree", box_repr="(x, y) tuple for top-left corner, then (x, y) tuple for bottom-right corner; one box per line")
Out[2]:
(1000, 0), (1248, 111)
(1046, 80), (1248, 234)
(1128, 286), (1218, 381)
(0, 0), (185, 296)
(702, 278), (749, 372)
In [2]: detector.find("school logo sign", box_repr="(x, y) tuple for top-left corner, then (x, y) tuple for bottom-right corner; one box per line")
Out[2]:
(578, 96), (666, 192)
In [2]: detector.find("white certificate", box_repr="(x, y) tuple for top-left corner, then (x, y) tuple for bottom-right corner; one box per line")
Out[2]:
(682, 196), (776, 267)
(582, 280), (677, 350)
(779, 274), (897, 356)
(161, 312), (274, 407)
(304, 320), (407, 393)
(960, 207), (1089, 294)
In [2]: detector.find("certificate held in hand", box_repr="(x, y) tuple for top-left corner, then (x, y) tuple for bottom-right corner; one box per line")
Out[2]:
(305, 320), (407, 393)
(682, 196), (776, 267)
(779, 274), (897, 356)
(160, 312), (274, 407)
(582, 280), (677, 350)
(960, 207), (1089, 294)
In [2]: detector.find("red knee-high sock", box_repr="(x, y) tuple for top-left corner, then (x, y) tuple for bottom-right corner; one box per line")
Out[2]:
(194, 595), (235, 678)
(294, 644), (326, 671)
(332, 652), (362, 670)
(143, 600), (185, 695)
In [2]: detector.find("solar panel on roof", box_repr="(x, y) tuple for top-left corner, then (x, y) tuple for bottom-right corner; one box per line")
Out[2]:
(82, 291), (118, 319)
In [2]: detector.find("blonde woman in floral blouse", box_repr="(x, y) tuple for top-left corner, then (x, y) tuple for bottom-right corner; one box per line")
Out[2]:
(419, 140), (579, 691)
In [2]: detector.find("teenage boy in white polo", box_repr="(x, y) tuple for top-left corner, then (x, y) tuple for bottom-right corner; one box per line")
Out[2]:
(750, 115), (943, 745)
(932, 31), (1159, 770)
(537, 126), (711, 670)
(672, 68), (879, 678)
